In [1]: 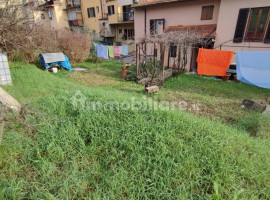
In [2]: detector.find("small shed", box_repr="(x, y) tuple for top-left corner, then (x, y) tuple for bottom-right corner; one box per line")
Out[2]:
(39, 52), (72, 71)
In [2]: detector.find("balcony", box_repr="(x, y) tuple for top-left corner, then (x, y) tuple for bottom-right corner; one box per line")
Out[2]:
(66, 0), (80, 9)
(68, 19), (84, 27)
(40, 0), (62, 8)
(118, 11), (134, 23)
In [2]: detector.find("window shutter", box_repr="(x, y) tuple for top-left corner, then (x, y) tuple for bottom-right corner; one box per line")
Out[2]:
(264, 21), (270, 43)
(87, 8), (90, 18)
(112, 5), (115, 14)
(108, 6), (111, 15)
(233, 8), (249, 43)
(150, 19), (155, 35)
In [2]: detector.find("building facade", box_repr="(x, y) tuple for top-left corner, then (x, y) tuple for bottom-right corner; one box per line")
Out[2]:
(215, 0), (270, 54)
(81, 0), (135, 50)
(29, 0), (84, 30)
(133, 0), (270, 71)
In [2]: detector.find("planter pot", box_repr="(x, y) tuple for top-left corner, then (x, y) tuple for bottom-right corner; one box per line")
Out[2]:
(222, 73), (231, 81)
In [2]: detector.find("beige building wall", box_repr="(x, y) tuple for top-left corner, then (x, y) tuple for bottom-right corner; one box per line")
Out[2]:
(33, 10), (51, 28)
(115, 23), (135, 52)
(51, 0), (69, 29)
(107, 0), (118, 24)
(81, 0), (135, 48)
(81, 0), (104, 34)
(215, 0), (270, 58)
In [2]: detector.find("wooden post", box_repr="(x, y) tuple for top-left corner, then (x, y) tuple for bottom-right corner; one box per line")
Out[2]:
(161, 44), (165, 85)
(177, 45), (181, 73)
(167, 44), (170, 69)
(153, 43), (156, 68)
(136, 44), (139, 75)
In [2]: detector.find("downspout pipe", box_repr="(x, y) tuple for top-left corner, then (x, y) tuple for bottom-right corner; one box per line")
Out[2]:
(100, 0), (104, 18)
(144, 8), (147, 35)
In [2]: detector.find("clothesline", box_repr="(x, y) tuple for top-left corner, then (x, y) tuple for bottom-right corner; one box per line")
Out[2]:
(197, 48), (270, 89)
(95, 43), (129, 59)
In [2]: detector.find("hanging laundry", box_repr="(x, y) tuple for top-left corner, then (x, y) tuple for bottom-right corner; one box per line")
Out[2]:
(122, 45), (129, 56)
(236, 51), (270, 89)
(96, 44), (103, 58)
(96, 44), (108, 59)
(197, 48), (234, 76)
(119, 46), (123, 56)
(114, 46), (120, 57)
(101, 45), (109, 59)
(108, 46), (114, 58)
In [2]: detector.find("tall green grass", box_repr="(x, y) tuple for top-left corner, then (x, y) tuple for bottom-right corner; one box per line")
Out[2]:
(0, 63), (270, 199)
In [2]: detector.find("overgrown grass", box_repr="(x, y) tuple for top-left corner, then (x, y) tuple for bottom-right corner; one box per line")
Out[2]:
(0, 62), (270, 199)
(156, 75), (270, 138)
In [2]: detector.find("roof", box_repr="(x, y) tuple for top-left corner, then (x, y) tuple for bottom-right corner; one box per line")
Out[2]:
(133, 0), (194, 8)
(165, 24), (217, 37)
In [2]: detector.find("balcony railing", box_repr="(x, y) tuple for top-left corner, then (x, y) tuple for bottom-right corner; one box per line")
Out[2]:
(118, 11), (134, 23)
(68, 19), (84, 27)
(66, 0), (81, 8)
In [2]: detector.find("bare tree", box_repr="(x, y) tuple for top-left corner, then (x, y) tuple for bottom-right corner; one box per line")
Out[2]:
(0, 0), (36, 54)
(136, 30), (207, 85)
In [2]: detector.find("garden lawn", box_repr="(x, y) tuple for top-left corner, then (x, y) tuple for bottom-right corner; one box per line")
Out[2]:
(0, 61), (270, 199)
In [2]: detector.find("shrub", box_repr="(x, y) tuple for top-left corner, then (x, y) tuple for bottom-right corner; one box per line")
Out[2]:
(125, 64), (138, 82)
(58, 30), (91, 64)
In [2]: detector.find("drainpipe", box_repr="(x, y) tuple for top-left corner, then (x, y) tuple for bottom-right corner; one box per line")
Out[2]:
(100, 0), (104, 18)
(144, 8), (147, 36)
(144, 8), (147, 53)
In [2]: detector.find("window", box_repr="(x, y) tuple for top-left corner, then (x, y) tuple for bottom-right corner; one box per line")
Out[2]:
(234, 7), (270, 43)
(41, 13), (45, 20)
(108, 5), (115, 16)
(201, 5), (214, 20)
(87, 7), (95, 18)
(150, 19), (165, 35)
(245, 7), (270, 42)
(123, 5), (133, 21)
(96, 6), (99, 13)
(123, 29), (134, 40)
(170, 45), (177, 58)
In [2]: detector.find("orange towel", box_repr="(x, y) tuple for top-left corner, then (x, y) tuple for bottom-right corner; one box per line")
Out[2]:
(197, 49), (234, 76)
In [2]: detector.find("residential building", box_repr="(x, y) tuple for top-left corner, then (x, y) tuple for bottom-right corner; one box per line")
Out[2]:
(31, 0), (84, 30)
(133, 0), (270, 71)
(81, 0), (135, 51)
(216, 0), (270, 52)
(65, 0), (84, 30)
(81, 0), (106, 36)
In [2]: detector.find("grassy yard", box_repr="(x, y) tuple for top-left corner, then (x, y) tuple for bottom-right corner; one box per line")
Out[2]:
(0, 61), (270, 199)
